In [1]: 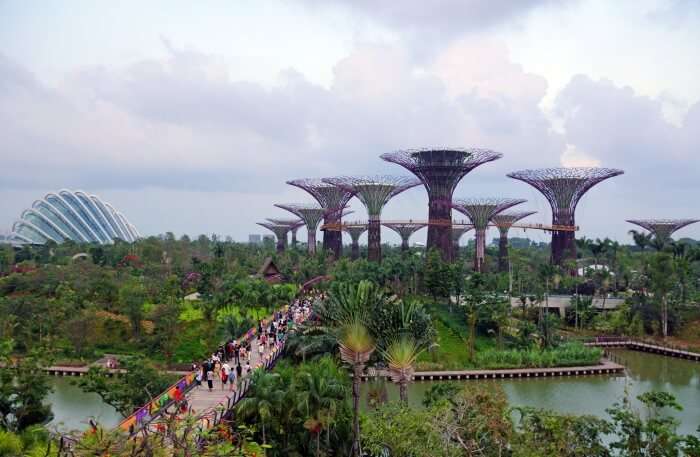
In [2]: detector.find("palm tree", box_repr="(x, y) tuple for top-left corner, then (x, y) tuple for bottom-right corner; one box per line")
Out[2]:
(628, 229), (651, 252)
(294, 358), (348, 456)
(382, 337), (423, 403)
(237, 370), (282, 445)
(338, 319), (375, 457)
(650, 235), (667, 252)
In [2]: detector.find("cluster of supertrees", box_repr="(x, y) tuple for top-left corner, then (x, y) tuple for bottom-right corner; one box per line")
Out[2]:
(251, 148), (698, 273)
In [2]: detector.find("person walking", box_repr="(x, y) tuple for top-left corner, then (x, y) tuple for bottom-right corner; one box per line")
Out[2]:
(233, 341), (240, 364)
(206, 369), (214, 392)
(221, 362), (230, 391)
(245, 361), (252, 375)
(195, 370), (203, 388)
(228, 368), (236, 392)
(258, 339), (265, 359)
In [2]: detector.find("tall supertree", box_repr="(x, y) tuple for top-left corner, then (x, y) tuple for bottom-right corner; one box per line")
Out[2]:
(452, 198), (526, 272)
(287, 179), (356, 259)
(274, 204), (326, 255)
(381, 148), (503, 261)
(507, 167), (623, 266)
(382, 222), (427, 251)
(626, 219), (700, 244)
(342, 224), (368, 260)
(265, 218), (303, 248)
(324, 176), (420, 262)
(491, 211), (536, 272)
(256, 222), (290, 253)
(451, 224), (473, 258)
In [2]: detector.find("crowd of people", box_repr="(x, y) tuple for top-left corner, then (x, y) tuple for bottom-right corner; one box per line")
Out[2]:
(192, 294), (315, 393)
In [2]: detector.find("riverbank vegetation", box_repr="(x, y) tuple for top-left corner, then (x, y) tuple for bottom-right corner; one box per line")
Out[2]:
(1, 231), (699, 454)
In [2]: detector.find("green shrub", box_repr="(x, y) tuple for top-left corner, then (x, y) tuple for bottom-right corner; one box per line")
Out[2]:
(475, 343), (601, 369)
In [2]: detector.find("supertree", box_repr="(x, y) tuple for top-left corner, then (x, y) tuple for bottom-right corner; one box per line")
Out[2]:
(265, 218), (303, 248)
(324, 176), (420, 262)
(451, 224), (473, 258)
(507, 167), (623, 266)
(287, 179), (356, 259)
(382, 222), (427, 251)
(343, 224), (368, 260)
(452, 198), (526, 272)
(626, 219), (700, 244)
(491, 211), (537, 272)
(256, 222), (291, 253)
(274, 203), (326, 255)
(381, 148), (503, 261)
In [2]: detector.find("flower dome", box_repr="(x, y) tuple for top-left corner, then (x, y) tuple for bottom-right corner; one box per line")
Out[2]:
(9, 189), (140, 245)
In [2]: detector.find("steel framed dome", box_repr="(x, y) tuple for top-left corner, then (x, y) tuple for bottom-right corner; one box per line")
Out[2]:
(9, 189), (140, 245)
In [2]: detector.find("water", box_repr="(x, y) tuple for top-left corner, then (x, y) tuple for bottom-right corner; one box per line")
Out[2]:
(362, 350), (700, 436)
(45, 377), (122, 432)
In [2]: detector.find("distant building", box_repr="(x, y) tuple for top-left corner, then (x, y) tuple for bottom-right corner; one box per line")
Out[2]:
(262, 234), (275, 244)
(8, 189), (139, 245)
(248, 234), (262, 245)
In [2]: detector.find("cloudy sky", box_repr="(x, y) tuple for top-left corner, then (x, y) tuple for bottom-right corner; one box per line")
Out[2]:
(2, 0), (699, 245)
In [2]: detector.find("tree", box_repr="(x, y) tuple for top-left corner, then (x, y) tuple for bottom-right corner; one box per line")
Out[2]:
(382, 337), (423, 403)
(462, 273), (488, 361)
(0, 340), (54, 431)
(237, 370), (283, 445)
(338, 320), (375, 457)
(118, 279), (148, 339)
(423, 249), (450, 304)
(77, 357), (175, 416)
(649, 252), (677, 338)
(628, 229), (651, 252)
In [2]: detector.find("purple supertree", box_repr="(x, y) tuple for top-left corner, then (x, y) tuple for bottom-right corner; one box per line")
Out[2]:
(451, 224), (474, 258)
(274, 203), (326, 255)
(287, 179), (356, 259)
(626, 219), (699, 244)
(452, 198), (526, 272)
(382, 222), (427, 251)
(265, 218), (303, 249)
(507, 167), (623, 266)
(256, 222), (291, 253)
(491, 211), (537, 272)
(323, 176), (420, 262)
(342, 224), (368, 260)
(381, 148), (503, 261)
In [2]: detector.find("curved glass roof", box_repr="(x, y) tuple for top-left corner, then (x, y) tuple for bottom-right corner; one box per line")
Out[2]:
(11, 189), (139, 245)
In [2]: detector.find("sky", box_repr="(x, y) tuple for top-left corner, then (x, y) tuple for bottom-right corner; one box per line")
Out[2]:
(1, 0), (699, 246)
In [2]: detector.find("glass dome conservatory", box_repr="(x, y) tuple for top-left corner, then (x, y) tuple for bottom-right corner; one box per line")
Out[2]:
(9, 190), (140, 245)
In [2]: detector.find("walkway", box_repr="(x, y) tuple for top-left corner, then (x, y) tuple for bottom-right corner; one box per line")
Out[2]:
(585, 338), (700, 361)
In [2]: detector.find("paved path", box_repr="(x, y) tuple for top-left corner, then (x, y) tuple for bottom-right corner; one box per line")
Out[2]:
(187, 337), (270, 415)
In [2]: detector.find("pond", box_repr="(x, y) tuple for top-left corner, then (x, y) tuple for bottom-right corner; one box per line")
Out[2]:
(45, 377), (122, 433)
(361, 350), (700, 436)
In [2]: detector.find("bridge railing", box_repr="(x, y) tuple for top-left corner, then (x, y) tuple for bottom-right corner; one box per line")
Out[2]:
(117, 326), (261, 435)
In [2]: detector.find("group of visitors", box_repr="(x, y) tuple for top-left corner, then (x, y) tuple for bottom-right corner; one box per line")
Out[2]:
(191, 297), (313, 393)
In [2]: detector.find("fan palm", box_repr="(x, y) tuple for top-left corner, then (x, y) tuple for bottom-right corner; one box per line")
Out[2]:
(338, 319), (375, 457)
(382, 337), (423, 403)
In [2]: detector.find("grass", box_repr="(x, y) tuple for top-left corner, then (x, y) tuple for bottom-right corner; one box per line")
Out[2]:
(417, 301), (603, 371)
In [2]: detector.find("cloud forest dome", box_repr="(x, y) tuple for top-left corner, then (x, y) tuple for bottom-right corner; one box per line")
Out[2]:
(10, 189), (140, 245)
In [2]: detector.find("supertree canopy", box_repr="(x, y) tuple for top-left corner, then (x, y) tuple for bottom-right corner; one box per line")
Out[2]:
(274, 203), (326, 255)
(287, 179), (356, 259)
(256, 222), (291, 253)
(491, 211), (536, 272)
(265, 218), (303, 248)
(342, 224), (368, 260)
(382, 222), (427, 251)
(507, 167), (623, 266)
(626, 219), (700, 243)
(381, 148), (503, 261)
(324, 175), (420, 262)
(451, 224), (474, 257)
(452, 198), (526, 272)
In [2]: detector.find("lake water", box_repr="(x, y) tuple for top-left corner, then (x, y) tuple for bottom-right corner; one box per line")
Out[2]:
(362, 350), (700, 436)
(45, 376), (122, 432)
(44, 350), (698, 435)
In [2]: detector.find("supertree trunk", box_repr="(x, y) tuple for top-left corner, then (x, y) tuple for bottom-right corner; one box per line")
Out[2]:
(291, 229), (298, 248)
(551, 214), (576, 267)
(498, 230), (508, 272)
(322, 216), (342, 259)
(474, 227), (486, 272)
(367, 217), (381, 262)
(428, 199), (453, 261)
(401, 237), (409, 252)
(452, 239), (460, 258)
(307, 231), (316, 255)
(351, 239), (360, 260)
(276, 238), (285, 253)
